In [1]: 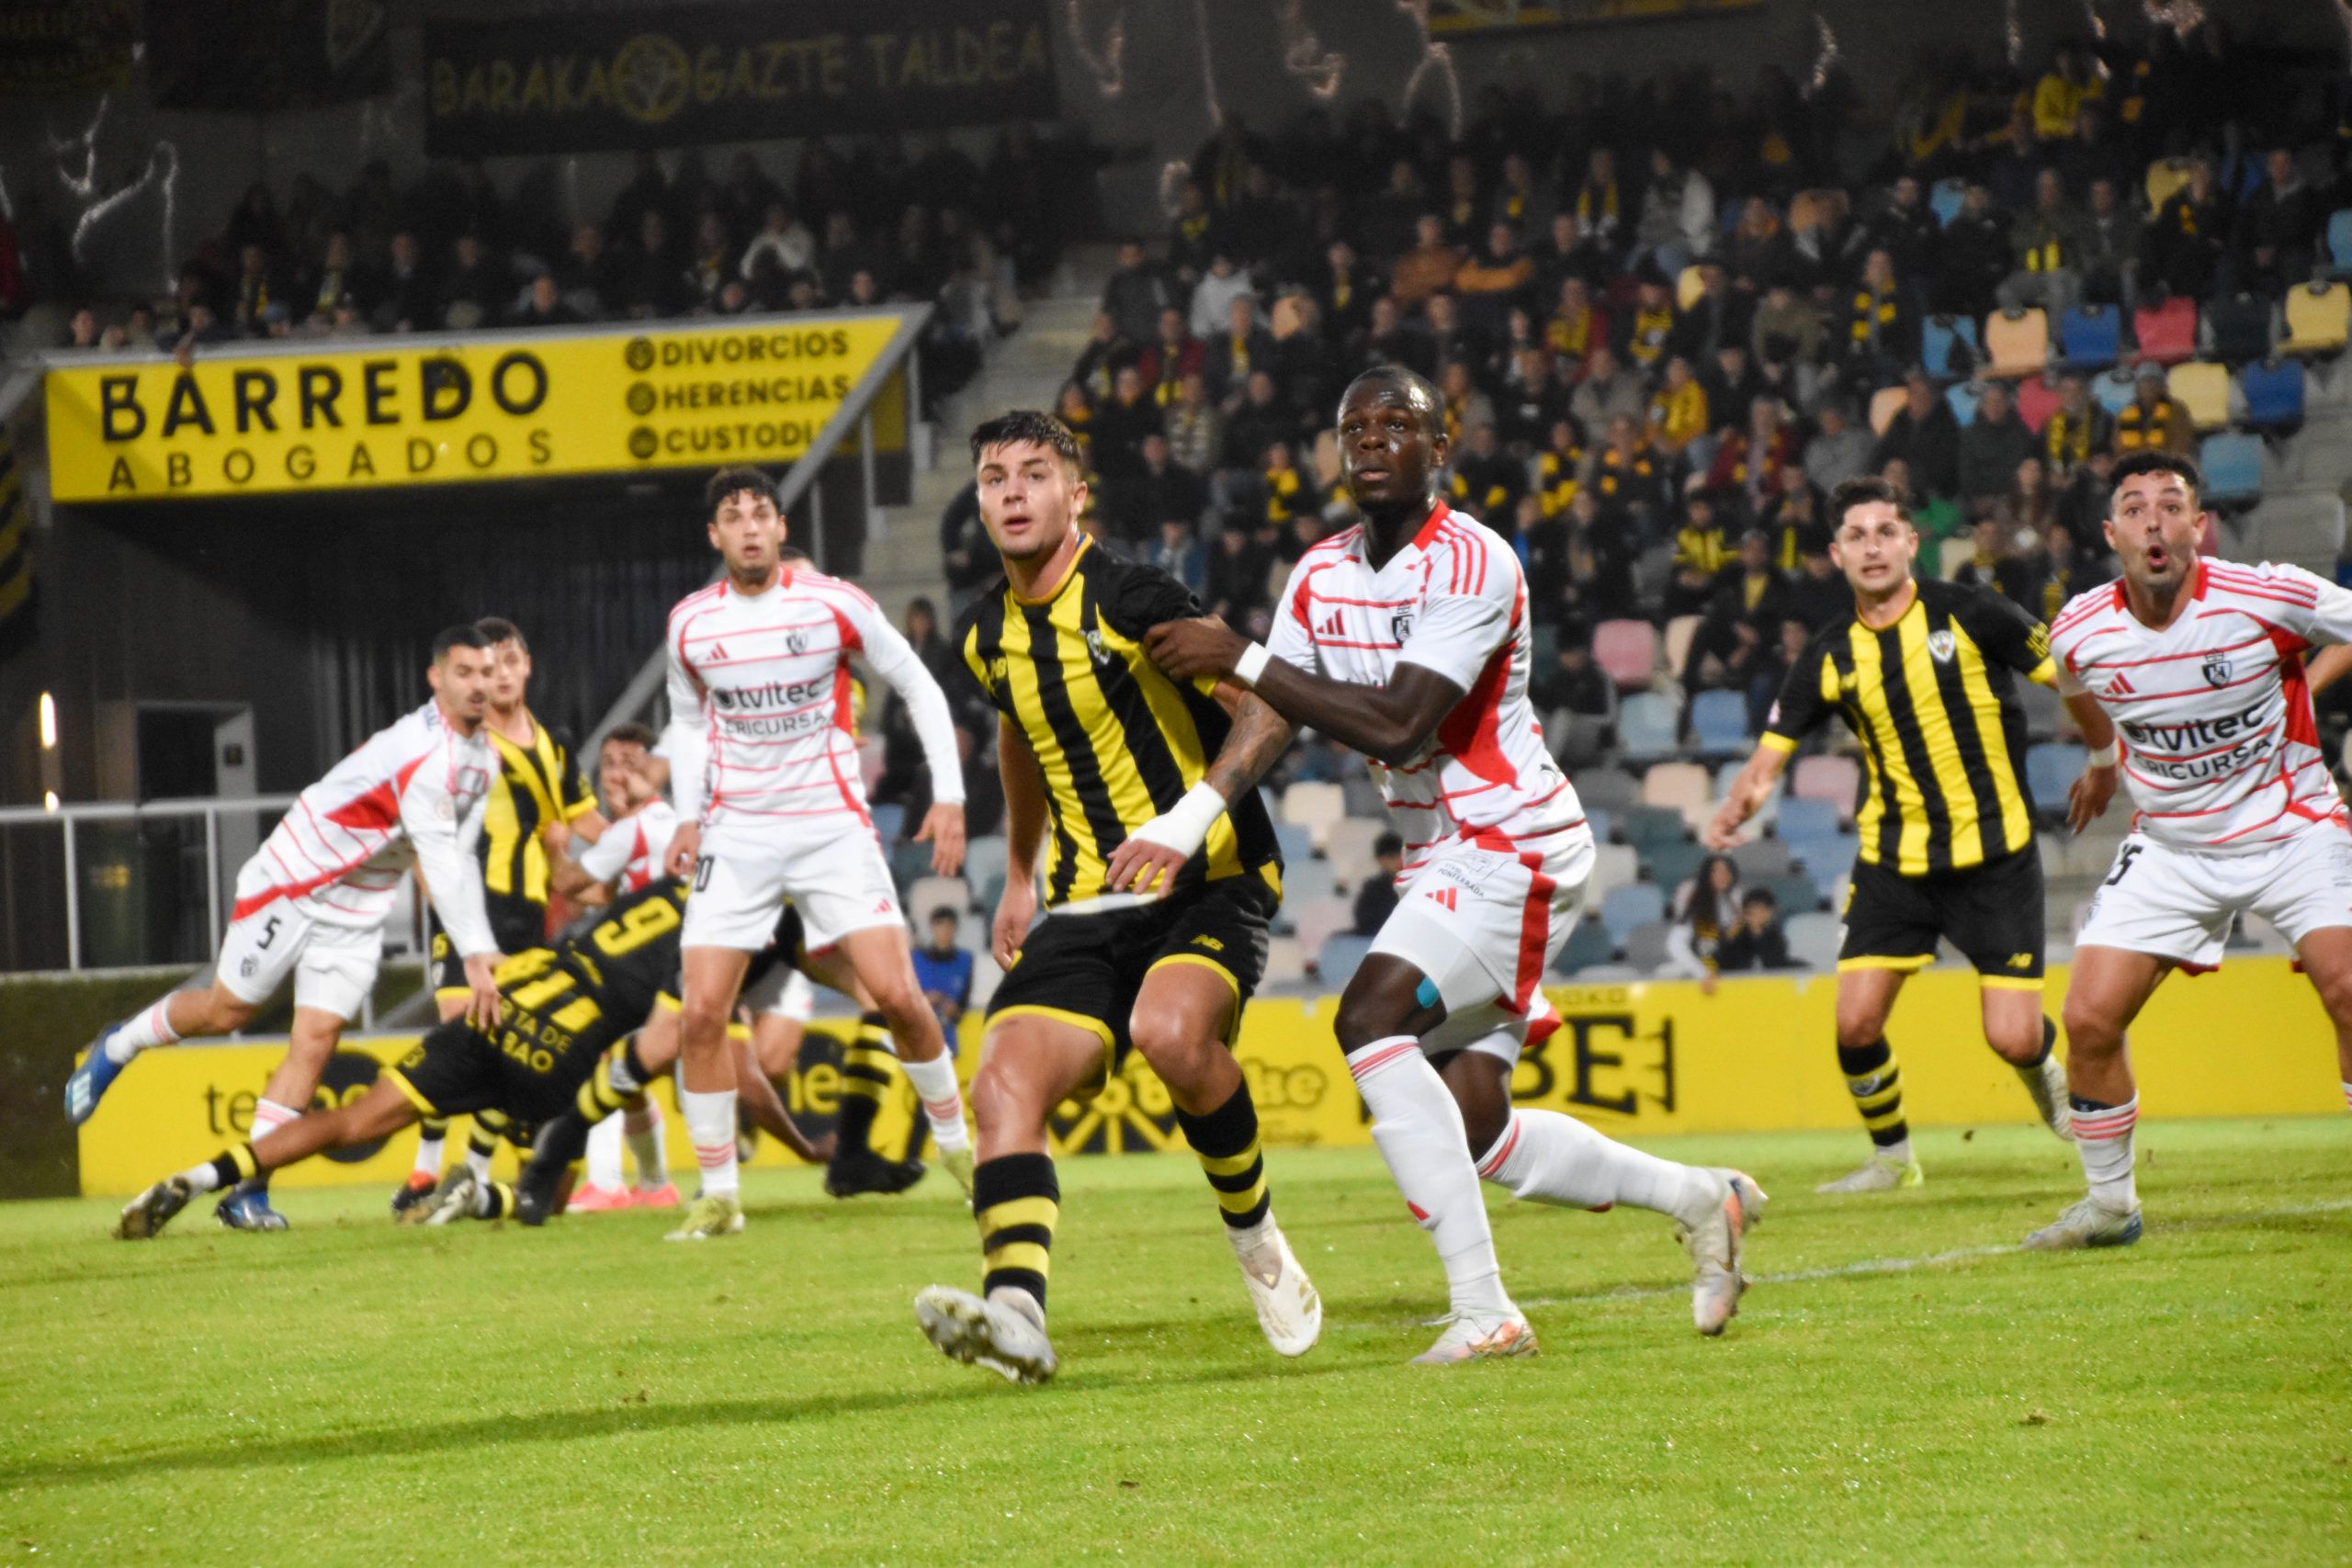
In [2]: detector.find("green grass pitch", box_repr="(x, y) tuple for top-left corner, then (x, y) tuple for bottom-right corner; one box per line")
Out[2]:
(4, 1119), (2346, 1564)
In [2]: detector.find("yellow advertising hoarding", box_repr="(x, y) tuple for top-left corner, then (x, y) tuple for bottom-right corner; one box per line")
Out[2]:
(75, 961), (2343, 1195)
(43, 311), (911, 502)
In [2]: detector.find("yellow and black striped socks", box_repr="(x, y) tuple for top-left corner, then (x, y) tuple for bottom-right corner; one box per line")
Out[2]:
(463, 1111), (508, 1175)
(973, 1152), (1059, 1312)
(1838, 1039), (1909, 1151)
(184, 1141), (262, 1193)
(835, 1010), (899, 1156)
(1175, 1083), (1272, 1232)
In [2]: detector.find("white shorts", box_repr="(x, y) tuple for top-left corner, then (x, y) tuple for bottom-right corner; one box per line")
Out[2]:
(213, 897), (381, 1020)
(682, 818), (902, 953)
(2076, 828), (2352, 971)
(1370, 825), (1596, 1021)
(740, 964), (817, 1023)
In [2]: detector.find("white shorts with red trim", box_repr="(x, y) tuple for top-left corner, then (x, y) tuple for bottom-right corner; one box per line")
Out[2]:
(1369, 824), (1595, 1021)
(2075, 825), (2352, 971)
(213, 897), (381, 1020)
(741, 964), (818, 1023)
(682, 818), (901, 953)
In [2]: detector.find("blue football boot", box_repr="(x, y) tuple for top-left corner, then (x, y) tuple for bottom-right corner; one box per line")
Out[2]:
(63, 1025), (130, 1126)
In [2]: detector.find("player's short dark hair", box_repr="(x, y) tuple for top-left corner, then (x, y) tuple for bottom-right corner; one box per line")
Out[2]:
(779, 546), (811, 566)
(603, 721), (658, 750)
(705, 465), (779, 517)
(1337, 365), (1443, 434)
(474, 615), (525, 652)
(1827, 476), (1911, 531)
(969, 410), (1083, 474)
(2108, 447), (2202, 507)
(431, 624), (490, 661)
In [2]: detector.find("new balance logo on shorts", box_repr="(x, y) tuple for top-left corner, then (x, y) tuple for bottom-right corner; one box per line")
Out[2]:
(1191, 934), (1225, 952)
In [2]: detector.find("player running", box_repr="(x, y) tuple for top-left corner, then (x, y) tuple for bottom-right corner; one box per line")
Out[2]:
(399, 616), (610, 1214)
(1146, 367), (1762, 1360)
(911, 411), (1319, 1386)
(659, 467), (972, 1238)
(1707, 477), (2075, 1191)
(2032, 449), (2352, 1249)
(68, 626), (505, 1231)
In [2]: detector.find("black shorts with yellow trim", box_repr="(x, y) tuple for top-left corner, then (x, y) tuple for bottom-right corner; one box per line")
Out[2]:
(984, 873), (1276, 1090)
(383, 1017), (586, 1136)
(430, 903), (550, 1000)
(1838, 844), (2045, 988)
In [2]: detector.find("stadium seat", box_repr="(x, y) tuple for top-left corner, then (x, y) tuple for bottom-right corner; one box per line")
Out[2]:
(2329, 209), (2352, 277)
(1618, 803), (1690, 853)
(1784, 912), (1844, 969)
(2206, 292), (2273, 364)
(1676, 264), (1706, 310)
(2239, 358), (2305, 431)
(2199, 432), (2264, 507)
(1600, 883), (1666, 943)
(2132, 296), (2198, 365)
(1261, 935), (1306, 988)
(2057, 304), (2121, 370)
(1317, 933), (1374, 988)
(2281, 281), (2351, 355)
(1867, 384), (1908, 434)
(2168, 360), (2231, 430)
(1661, 614), (1702, 674)
(2015, 375), (2061, 433)
(1273, 821), (1316, 872)
(1589, 841), (1640, 897)
(1775, 795), (1840, 841)
(1324, 817), (1386, 888)
(1644, 839), (1708, 891)
(1642, 761), (1713, 829)
(1285, 855), (1338, 907)
(1929, 177), (1966, 226)
(1729, 835), (1793, 881)
(1281, 781), (1346, 849)
(1984, 307), (2049, 377)
(1944, 380), (1979, 427)
(1341, 776), (1385, 818)
(2025, 741), (2086, 821)
(1688, 690), (1750, 757)
(2017, 676), (2064, 741)
(888, 839), (934, 890)
(1554, 919), (1617, 975)
(1289, 895), (1356, 957)
(2091, 365), (2137, 415)
(1786, 831), (1859, 884)
(1584, 807), (1615, 845)
(963, 835), (1009, 897)
(870, 803), (906, 844)
(1617, 691), (1682, 764)
(2143, 157), (2193, 215)
(1593, 618), (1660, 689)
(1920, 314), (1978, 380)
(1939, 536), (1977, 579)
(1764, 871), (1825, 915)
(1791, 753), (1860, 823)
(1577, 768), (1642, 815)
(1622, 922), (1674, 973)
(907, 875), (971, 922)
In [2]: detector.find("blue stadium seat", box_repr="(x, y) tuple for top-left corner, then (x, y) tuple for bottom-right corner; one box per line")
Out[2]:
(1688, 690), (1750, 756)
(1618, 805), (1690, 852)
(2199, 432), (2263, 507)
(1929, 178), (1966, 227)
(2239, 359), (2305, 430)
(1583, 807), (1614, 846)
(2091, 367), (2137, 416)
(2057, 304), (2121, 370)
(1945, 380), (1980, 427)
(1785, 831), (1859, 884)
(1317, 933), (1374, 989)
(1921, 315), (1978, 379)
(1273, 821), (1316, 870)
(1553, 919), (1618, 975)
(1617, 691), (1681, 764)
(1764, 872), (1825, 914)
(2329, 208), (2352, 277)
(1775, 797), (1839, 842)
(870, 803), (906, 844)
(1644, 839), (1709, 892)
(2025, 742), (2086, 820)
(1600, 883), (1666, 943)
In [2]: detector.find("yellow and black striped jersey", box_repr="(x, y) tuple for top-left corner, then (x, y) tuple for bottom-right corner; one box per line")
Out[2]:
(481, 714), (596, 926)
(956, 537), (1283, 909)
(490, 877), (690, 1067)
(1762, 577), (2056, 876)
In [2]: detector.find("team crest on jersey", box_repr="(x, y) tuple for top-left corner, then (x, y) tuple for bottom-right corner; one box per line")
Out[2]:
(1084, 626), (1114, 667)
(785, 629), (809, 657)
(1926, 629), (1956, 663)
(1391, 609), (1414, 644)
(2200, 653), (2233, 687)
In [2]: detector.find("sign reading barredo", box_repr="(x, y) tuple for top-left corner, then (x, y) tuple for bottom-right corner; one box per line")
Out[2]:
(43, 311), (911, 502)
(422, 0), (1057, 157)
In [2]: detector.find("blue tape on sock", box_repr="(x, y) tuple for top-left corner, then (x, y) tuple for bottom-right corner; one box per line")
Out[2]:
(1415, 977), (1441, 1009)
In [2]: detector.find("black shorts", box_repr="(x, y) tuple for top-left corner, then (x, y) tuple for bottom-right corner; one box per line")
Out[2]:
(430, 904), (548, 998)
(985, 873), (1277, 1086)
(385, 1017), (590, 1135)
(1839, 845), (2045, 987)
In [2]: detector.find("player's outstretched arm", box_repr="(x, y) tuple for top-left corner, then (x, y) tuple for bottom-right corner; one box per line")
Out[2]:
(992, 716), (1046, 968)
(1106, 684), (1295, 895)
(2061, 688), (2120, 833)
(2309, 644), (2352, 696)
(1145, 615), (1464, 767)
(1702, 743), (1792, 850)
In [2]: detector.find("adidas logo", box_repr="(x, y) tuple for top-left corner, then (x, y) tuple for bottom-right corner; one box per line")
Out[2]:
(1317, 610), (1346, 638)
(709, 642), (728, 660)
(2105, 671), (2135, 697)
(1426, 886), (1459, 911)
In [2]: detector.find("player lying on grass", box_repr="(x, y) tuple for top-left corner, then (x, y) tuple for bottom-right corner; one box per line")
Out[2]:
(112, 878), (823, 1241)
(2033, 448), (2352, 1250)
(70, 626), (507, 1234)
(1145, 367), (1762, 1360)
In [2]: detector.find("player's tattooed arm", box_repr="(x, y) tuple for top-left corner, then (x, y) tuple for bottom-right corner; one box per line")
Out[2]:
(1144, 615), (1462, 767)
(1105, 685), (1295, 896)
(1201, 685), (1295, 804)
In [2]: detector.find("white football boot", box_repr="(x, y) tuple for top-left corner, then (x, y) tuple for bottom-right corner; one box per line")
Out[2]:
(1230, 1219), (1321, 1357)
(914, 1285), (1058, 1384)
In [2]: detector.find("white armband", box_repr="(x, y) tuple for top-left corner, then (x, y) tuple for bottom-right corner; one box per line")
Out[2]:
(2086, 741), (2118, 768)
(1233, 641), (1272, 687)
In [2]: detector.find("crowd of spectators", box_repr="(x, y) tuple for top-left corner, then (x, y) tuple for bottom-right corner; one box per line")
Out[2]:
(49, 126), (1105, 413)
(1012, 19), (2352, 756)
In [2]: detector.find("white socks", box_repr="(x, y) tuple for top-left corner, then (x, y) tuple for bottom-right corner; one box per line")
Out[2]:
(1347, 1036), (1515, 1323)
(1476, 1109), (1717, 1228)
(899, 1052), (970, 1152)
(679, 1085), (740, 1198)
(252, 1098), (300, 1145)
(623, 1101), (669, 1190)
(109, 998), (181, 1061)
(411, 1132), (445, 1178)
(464, 1141), (494, 1179)
(2072, 1095), (2139, 1212)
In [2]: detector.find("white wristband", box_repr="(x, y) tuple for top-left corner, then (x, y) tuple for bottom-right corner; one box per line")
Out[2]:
(1126, 781), (1227, 863)
(1233, 641), (1272, 687)
(2086, 741), (2118, 768)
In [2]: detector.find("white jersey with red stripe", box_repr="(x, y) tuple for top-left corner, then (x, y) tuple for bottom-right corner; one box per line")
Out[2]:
(661, 568), (962, 832)
(232, 698), (497, 953)
(2050, 558), (2352, 854)
(576, 798), (680, 894)
(1266, 502), (1582, 860)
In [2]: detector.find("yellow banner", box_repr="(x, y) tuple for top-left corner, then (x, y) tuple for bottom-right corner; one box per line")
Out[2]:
(76, 960), (2342, 1195)
(43, 312), (909, 502)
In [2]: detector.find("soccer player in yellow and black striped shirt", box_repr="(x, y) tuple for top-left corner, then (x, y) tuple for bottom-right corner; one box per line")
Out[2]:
(1707, 478), (2075, 1192)
(910, 411), (1319, 1385)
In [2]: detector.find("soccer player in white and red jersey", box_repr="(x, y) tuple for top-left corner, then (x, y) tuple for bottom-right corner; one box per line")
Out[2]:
(656, 466), (970, 1238)
(1147, 367), (1764, 1359)
(2038, 448), (2352, 1249)
(65, 626), (506, 1230)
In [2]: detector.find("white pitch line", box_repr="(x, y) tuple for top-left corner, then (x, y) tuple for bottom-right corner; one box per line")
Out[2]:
(1512, 1197), (2352, 1312)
